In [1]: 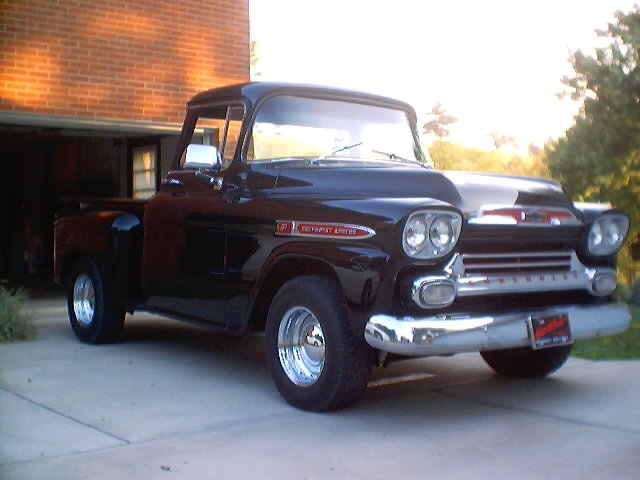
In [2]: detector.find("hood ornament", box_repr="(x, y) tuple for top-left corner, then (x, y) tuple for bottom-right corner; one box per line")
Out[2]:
(468, 205), (581, 226)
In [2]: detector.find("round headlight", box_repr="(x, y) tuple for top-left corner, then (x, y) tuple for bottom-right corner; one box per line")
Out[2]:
(587, 213), (629, 256)
(430, 216), (454, 249)
(404, 217), (428, 250)
(588, 221), (603, 250)
(403, 210), (462, 259)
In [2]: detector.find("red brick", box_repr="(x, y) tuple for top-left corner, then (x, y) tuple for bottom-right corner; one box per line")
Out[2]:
(1, 0), (248, 120)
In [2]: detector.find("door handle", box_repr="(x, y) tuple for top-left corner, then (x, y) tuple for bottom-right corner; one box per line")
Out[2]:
(221, 182), (238, 192)
(161, 178), (184, 187)
(194, 171), (226, 190)
(194, 170), (215, 183)
(212, 177), (224, 190)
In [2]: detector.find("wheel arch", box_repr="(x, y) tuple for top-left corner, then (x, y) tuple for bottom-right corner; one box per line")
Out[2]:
(247, 255), (340, 332)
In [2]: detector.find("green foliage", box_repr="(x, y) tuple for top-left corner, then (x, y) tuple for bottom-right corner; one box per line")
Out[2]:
(429, 140), (550, 178)
(489, 132), (517, 150)
(545, 7), (640, 231)
(0, 287), (35, 343)
(572, 305), (640, 359)
(630, 278), (640, 305)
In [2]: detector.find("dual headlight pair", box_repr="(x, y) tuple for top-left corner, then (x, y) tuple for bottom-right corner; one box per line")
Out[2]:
(586, 213), (629, 256)
(402, 209), (629, 260)
(402, 210), (462, 259)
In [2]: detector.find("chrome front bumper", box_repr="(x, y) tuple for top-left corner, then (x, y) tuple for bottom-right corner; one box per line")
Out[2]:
(364, 303), (631, 356)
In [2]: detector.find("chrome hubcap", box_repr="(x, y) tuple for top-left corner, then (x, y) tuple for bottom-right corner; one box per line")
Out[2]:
(73, 274), (95, 326)
(277, 306), (326, 386)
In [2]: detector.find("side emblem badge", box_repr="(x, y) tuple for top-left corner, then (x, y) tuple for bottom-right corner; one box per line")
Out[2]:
(275, 221), (375, 239)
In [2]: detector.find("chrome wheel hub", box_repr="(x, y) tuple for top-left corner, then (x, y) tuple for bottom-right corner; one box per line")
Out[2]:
(277, 306), (326, 386)
(73, 274), (95, 326)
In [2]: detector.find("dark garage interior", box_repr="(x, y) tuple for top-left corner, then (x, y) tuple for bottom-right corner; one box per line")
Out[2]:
(0, 123), (179, 290)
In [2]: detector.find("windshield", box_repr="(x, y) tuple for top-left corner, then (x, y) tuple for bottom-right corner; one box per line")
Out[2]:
(247, 95), (425, 165)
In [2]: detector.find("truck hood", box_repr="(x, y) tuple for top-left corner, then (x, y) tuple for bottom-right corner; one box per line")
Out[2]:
(273, 165), (574, 216)
(441, 170), (573, 216)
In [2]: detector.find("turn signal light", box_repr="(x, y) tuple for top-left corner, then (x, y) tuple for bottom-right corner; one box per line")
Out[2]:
(413, 279), (456, 308)
(591, 272), (617, 296)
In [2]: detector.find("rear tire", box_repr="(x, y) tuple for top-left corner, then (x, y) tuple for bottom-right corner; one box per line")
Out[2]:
(480, 344), (573, 378)
(265, 275), (371, 411)
(67, 257), (125, 344)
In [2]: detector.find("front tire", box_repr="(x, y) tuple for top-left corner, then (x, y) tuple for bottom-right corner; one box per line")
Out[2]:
(265, 275), (371, 411)
(67, 257), (125, 344)
(480, 344), (573, 378)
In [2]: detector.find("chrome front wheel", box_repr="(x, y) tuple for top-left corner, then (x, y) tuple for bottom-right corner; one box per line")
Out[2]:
(277, 306), (326, 386)
(265, 275), (371, 411)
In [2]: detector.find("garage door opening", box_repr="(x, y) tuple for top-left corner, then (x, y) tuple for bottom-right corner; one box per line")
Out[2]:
(0, 123), (179, 292)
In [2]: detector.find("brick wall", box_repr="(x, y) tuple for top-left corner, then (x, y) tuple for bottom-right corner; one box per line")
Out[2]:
(0, 0), (250, 125)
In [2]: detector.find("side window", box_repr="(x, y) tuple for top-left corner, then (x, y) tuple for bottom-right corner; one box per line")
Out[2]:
(180, 104), (245, 169)
(222, 105), (244, 163)
(132, 145), (157, 199)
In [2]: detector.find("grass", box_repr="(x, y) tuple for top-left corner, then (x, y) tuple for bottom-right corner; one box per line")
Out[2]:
(0, 286), (36, 343)
(572, 304), (640, 359)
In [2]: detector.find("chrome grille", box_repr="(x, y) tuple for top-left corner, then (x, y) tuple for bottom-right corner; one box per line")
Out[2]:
(460, 251), (573, 275)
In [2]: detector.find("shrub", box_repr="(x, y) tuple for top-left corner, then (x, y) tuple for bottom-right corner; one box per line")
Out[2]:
(630, 278), (640, 306)
(0, 286), (36, 342)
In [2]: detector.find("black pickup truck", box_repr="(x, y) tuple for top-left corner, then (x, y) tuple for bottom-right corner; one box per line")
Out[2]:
(54, 82), (631, 411)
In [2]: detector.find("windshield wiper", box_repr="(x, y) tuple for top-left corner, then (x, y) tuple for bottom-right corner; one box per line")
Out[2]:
(370, 149), (411, 162)
(330, 141), (363, 156)
(313, 142), (364, 164)
(370, 149), (430, 168)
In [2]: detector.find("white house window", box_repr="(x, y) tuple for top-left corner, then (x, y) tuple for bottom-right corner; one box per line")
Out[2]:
(132, 146), (156, 199)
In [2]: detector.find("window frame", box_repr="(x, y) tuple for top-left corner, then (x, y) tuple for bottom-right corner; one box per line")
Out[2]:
(175, 102), (247, 170)
(241, 92), (426, 165)
(129, 141), (160, 199)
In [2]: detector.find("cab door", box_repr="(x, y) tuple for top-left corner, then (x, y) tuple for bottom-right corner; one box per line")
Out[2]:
(142, 104), (245, 325)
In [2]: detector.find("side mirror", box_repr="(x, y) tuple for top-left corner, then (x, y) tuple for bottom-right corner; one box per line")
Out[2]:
(183, 144), (222, 170)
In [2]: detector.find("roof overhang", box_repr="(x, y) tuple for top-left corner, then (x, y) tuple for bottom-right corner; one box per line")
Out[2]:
(0, 111), (183, 135)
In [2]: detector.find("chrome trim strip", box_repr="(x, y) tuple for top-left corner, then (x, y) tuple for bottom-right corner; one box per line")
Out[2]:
(461, 251), (573, 259)
(364, 303), (630, 356)
(463, 260), (570, 270)
(418, 250), (615, 298)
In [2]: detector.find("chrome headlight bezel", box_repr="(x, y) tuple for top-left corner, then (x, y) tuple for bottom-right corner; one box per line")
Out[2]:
(402, 210), (462, 259)
(586, 212), (629, 257)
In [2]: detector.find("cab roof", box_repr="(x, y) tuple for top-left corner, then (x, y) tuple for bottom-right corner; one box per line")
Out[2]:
(186, 82), (416, 118)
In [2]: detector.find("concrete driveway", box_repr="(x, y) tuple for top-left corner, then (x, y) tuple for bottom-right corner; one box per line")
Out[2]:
(1, 298), (639, 479)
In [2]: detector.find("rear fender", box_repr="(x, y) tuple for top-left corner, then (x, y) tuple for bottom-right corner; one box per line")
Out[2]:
(54, 212), (143, 308)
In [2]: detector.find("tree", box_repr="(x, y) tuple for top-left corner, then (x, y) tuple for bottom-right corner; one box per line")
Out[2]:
(528, 143), (543, 157)
(429, 140), (549, 178)
(545, 7), (640, 231)
(489, 131), (517, 150)
(250, 40), (262, 79)
(423, 103), (457, 138)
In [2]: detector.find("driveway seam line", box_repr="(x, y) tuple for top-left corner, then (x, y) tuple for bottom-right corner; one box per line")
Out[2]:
(433, 389), (640, 436)
(0, 410), (297, 468)
(0, 443), (128, 468)
(0, 386), (130, 445)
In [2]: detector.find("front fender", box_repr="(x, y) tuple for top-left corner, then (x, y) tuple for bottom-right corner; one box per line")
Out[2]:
(244, 241), (391, 333)
(272, 241), (390, 305)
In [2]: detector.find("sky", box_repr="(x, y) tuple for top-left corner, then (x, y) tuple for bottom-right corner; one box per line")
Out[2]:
(249, 0), (637, 153)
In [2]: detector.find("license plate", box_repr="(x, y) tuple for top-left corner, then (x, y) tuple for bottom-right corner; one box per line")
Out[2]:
(528, 313), (573, 350)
